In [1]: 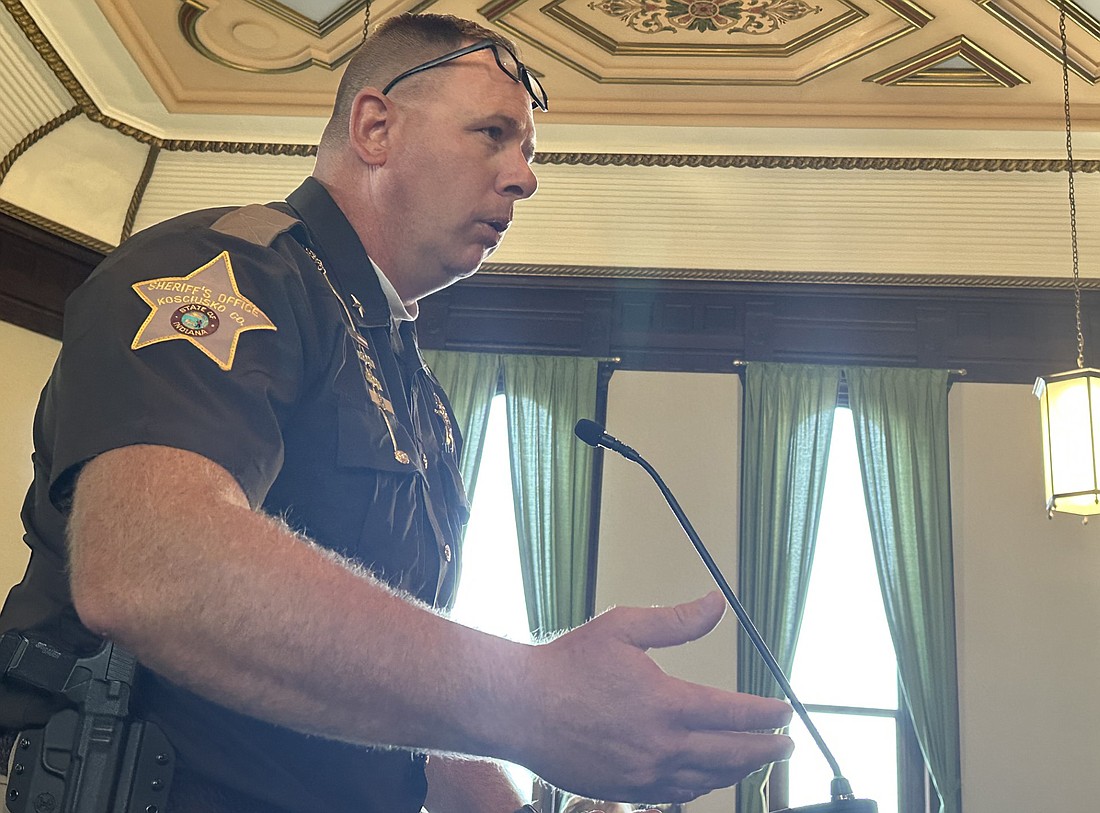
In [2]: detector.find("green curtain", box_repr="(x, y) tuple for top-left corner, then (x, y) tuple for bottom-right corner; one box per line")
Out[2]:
(845, 367), (961, 813)
(501, 353), (600, 637)
(737, 362), (841, 813)
(421, 349), (500, 500)
(428, 351), (598, 813)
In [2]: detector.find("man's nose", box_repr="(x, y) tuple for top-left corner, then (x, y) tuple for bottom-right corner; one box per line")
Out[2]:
(501, 154), (538, 200)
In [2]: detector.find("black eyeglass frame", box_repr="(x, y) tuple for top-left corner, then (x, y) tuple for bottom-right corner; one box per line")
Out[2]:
(381, 39), (549, 112)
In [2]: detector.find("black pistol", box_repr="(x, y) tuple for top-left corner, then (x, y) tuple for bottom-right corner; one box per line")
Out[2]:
(0, 630), (174, 813)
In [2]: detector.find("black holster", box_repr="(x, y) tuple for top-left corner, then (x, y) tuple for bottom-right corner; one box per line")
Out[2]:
(0, 631), (175, 813)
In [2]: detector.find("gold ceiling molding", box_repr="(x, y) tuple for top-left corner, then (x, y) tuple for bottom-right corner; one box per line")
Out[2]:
(480, 262), (1100, 288)
(156, 138), (316, 154)
(178, 0), (359, 74)
(1, 0), (96, 109)
(0, 106), (81, 185)
(65, 112), (317, 155)
(976, 0), (1100, 84)
(531, 152), (1096, 171)
(0, 0), (1088, 171)
(4, 2), (1054, 166)
(3, 0), (319, 154)
(584, 0), (825, 37)
(864, 35), (1028, 87)
(121, 145), (161, 244)
(0, 199), (113, 254)
(870, 0), (932, 28)
(243, 0), (367, 38)
(541, 0), (853, 56)
(487, 0), (932, 85)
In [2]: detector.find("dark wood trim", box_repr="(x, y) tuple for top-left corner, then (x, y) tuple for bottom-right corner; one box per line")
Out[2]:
(767, 760), (788, 811)
(898, 696), (932, 813)
(0, 211), (103, 338)
(419, 273), (1098, 384)
(583, 361), (616, 621)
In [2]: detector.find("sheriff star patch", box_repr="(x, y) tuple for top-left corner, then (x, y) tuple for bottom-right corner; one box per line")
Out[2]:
(130, 251), (276, 371)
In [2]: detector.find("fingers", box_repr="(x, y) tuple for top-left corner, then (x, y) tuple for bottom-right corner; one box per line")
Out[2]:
(621, 591), (727, 650)
(650, 730), (795, 802)
(676, 680), (794, 732)
(527, 592), (796, 803)
(683, 729), (795, 774)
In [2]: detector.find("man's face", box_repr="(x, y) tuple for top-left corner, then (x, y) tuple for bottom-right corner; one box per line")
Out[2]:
(378, 46), (539, 301)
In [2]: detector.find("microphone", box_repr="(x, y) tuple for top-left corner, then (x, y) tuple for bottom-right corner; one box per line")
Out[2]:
(574, 418), (641, 462)
(575, 419), (877, 813)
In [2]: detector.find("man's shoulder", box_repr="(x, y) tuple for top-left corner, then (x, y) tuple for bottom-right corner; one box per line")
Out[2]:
(210, 203), (301, 249)
(66, 202), (317, 336)
(120, 202), (302, 256)
(90, 202), (308, 286)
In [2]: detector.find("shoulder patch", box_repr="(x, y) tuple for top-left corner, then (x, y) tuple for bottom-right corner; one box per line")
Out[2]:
(211, 204), (299, 247)
(130, 250), (276, 371)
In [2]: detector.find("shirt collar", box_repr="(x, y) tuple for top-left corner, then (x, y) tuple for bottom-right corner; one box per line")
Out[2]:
(285, 177), (391, 326)
(370, 257), (418, 322)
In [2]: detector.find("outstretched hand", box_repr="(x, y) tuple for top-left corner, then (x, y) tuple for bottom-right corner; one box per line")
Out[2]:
(517, 592), (794, 804)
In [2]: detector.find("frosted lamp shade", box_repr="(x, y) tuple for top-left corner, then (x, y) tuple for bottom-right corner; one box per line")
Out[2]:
(1034, 368), (1100, 515)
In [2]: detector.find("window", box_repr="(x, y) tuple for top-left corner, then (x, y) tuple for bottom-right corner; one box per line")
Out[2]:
(449, 393), (530, 643)
(783, 407), (907, 813)
(448, 393), (535, 796)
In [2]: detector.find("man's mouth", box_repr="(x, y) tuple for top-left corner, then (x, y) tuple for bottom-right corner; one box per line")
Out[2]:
(476, 219), (510, 247)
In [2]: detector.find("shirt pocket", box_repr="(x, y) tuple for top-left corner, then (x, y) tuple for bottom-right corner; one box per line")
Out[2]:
(335, 398), (420, 474)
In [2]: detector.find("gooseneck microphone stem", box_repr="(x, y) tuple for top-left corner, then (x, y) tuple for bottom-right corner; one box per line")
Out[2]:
(627, 451), (845, 782)
(574, 420), (869, 810)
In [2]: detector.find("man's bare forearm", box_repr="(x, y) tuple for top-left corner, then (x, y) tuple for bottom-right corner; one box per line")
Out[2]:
(68, 444), (531, 759)
(68, 444), (796, 803)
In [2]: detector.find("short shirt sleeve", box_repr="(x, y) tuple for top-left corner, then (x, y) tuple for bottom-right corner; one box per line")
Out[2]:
(45, 211), (309, 510)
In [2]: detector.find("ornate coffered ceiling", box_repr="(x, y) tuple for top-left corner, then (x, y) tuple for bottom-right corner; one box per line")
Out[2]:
(5, 0), (1100, 286)
(78, 0), (1100, 125)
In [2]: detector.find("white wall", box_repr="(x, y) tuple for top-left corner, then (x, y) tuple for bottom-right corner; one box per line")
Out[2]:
(596, 373), (1100, 813)
(0, 321), (59, 592)
(596, 371), (742, 813)
(950, 383), (1100, 813)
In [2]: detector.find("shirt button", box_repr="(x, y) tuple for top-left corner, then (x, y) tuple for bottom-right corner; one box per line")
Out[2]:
(421, 452), (429, 470)
(443, 544), (452, 562)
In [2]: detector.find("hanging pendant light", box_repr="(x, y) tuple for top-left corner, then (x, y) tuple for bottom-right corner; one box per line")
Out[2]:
(1034, 0), (1100, 519)
(1035, 368), (1100, 516)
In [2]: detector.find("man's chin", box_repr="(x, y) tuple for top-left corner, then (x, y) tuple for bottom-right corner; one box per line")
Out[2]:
(416, 263), (482, 299)
(457, 247), (496, 279)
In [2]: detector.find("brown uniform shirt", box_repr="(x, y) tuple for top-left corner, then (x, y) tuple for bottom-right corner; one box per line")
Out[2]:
(0, 177), (468, 812)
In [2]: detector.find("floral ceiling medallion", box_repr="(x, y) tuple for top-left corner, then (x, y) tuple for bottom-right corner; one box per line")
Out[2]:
(587, 0), (824, 35)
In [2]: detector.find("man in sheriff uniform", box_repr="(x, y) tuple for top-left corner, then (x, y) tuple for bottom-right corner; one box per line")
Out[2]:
(0, 12), (795, 813)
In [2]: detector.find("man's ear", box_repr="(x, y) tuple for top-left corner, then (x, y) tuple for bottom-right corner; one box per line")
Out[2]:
(347, 87), (391, 165)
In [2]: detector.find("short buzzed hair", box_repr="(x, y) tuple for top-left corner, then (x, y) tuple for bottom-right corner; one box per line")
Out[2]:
(319, 13), (518, 149)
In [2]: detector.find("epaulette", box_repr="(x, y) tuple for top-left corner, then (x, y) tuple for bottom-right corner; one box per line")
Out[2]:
(210, 203), (300, 247)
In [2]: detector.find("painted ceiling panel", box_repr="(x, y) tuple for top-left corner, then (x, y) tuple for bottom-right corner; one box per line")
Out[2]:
(0, 7), (72, 154)
(0, 117), (149, 246)
(132, 151), (318, 235)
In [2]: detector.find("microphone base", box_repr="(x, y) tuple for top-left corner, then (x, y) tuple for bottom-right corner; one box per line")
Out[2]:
(774, 800), (878, 813)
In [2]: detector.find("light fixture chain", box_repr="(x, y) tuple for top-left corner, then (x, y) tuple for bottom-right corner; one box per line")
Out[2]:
(1060, 0), (1086, 369)
(363, 1), (371, 41)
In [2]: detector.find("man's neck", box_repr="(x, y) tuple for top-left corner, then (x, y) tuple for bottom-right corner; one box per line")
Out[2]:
(310, 173), (424, 309)
(371, 258), (419, 321)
